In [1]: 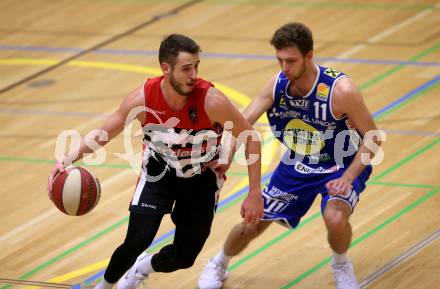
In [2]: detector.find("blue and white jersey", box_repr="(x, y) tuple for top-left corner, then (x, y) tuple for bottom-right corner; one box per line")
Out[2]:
(267, 65), (361, 176)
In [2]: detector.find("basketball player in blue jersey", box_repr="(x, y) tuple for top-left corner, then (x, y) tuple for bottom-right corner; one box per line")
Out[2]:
(199, 23), (382, 289)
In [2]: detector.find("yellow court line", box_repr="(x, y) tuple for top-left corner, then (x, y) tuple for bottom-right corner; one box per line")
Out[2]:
(3, 57), (273, 285)
(69, 60), (163, 75)
(213, 82), (251, 108)
(0, 58), (269, 124)
(20, 259), (111, 289)
(0, 58), (259, 113)
(49, 259), (111, 284)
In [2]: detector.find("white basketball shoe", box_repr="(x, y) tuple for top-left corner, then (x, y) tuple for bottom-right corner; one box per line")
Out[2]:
(331, 259), (360, 289)
(117, 254), (151, 289)
(198, 258), (229, 289)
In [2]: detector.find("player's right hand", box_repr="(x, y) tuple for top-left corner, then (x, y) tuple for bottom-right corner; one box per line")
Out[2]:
(240, 191), (264, 225)
(47, 160), (65, 198)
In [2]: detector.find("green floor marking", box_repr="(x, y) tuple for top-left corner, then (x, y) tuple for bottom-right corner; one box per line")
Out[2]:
(280, 187), (440, 288)
(372, 138), (440, 181)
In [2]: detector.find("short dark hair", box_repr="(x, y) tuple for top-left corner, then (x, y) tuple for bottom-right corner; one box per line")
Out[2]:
(159, 34), (201, 66)
(270, 23), (313, 56)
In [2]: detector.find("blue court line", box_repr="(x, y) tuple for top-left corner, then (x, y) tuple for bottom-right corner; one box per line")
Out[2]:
(1, 45), (439, 67)
(360, 229), (440, 288)
(1, 75), (438, 121)
(74, 75), (439, 286)
(315, 56), (440, 67)
(373, 75), (440, 118)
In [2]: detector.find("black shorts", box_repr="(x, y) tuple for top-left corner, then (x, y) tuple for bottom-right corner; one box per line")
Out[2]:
(130, 158), (223, 215)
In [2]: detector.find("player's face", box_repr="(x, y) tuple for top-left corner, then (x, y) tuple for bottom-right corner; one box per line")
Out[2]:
(168, 52), (200, 96)
(275, 46), (311, 81)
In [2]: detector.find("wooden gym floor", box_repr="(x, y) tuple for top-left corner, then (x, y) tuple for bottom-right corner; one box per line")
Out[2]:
(0, 1), (439, 288)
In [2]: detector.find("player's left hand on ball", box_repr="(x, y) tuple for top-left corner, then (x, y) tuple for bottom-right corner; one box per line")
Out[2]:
(47, 160), (65, 198)
(326, 176), (353, 197)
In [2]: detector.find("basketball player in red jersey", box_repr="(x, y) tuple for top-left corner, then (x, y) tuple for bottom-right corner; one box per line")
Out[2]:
(47, 34), (264, 289)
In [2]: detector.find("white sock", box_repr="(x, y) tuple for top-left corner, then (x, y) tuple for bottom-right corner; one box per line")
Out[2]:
(137, 254), (155, 276)
(213, 249), (231, 268)
(333, 252), (348, 264)
(94, 278), (114, 289)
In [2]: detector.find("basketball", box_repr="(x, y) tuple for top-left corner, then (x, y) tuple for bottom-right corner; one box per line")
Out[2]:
(50, 166), (101, 216)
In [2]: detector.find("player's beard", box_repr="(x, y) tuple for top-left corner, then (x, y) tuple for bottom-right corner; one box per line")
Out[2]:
(291, 60), (306, 81)
(169, 72), (193, 96)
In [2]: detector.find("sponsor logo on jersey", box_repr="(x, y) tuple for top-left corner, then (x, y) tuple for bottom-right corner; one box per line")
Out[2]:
(264, 186), (298, 202)
(317, 83), (330, 101)
(279, 94), (288, 109)
(324, 68), (341, 78)
(308, 152), (332, 162)
(143, 125), (222, 174)
(189, 106), (198, 122)
(262, 186), (297, 215)
(302, 115), (336, 128)
(294, 162), (340, 174)
(269, 107), (301, 119)
(152, 110), (165, 115)
(141, 203), (157, 209)
(283, 119), (325, 155)
(268, 107), (280, 118)
(289, 99), (309, 110)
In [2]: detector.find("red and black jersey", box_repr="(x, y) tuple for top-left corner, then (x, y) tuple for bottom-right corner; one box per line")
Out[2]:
(141, 76), (223, 178)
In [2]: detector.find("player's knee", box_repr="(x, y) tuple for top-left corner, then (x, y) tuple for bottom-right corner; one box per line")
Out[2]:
(172, 250), (199, 269)
(323, 211), (349, 233)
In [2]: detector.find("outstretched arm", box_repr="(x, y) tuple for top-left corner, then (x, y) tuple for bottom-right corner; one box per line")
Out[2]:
(218, 75), (277, 170)
(243, 75), (277, 125)
(48, 85), (145, 193)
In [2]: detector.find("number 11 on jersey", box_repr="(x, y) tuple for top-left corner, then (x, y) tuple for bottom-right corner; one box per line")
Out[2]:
(314, 101), (327, 121)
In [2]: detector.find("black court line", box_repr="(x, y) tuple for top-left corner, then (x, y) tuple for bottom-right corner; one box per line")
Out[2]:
(0, 0), (202, 95)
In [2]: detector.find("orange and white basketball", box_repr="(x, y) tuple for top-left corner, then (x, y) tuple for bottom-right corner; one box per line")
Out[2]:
(50, 166), (101, 216)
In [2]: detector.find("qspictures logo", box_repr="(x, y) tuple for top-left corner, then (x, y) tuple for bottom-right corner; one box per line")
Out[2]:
(54, 107), (386, 182)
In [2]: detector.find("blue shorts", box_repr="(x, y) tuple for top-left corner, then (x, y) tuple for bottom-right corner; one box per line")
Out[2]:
(262, 161), (372, 229)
